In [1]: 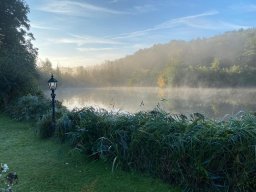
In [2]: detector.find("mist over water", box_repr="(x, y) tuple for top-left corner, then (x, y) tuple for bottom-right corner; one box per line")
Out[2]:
(53, 87), (256, 119)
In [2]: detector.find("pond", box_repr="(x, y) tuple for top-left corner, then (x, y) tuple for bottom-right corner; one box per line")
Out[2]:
(53, 87), (256, 119)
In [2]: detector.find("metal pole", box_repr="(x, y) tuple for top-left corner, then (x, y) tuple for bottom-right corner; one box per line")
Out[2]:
(51, 89), (56, 132)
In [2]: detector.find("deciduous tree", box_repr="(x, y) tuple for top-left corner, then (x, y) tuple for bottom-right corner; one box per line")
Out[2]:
(0, 0), (38, 107)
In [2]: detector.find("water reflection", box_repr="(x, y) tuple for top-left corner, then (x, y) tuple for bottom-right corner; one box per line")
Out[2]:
(54, 87), (256, 119)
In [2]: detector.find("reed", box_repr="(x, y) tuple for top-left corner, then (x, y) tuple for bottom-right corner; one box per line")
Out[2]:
(53, 107), (256, 191)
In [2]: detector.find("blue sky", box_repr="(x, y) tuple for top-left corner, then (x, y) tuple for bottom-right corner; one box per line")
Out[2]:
(26, 0), (256, 67)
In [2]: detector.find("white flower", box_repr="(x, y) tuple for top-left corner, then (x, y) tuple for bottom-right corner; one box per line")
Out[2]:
(1, 163), (9, 173)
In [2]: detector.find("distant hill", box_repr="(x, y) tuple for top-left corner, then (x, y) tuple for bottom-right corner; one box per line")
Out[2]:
(43, 28), (256, 88)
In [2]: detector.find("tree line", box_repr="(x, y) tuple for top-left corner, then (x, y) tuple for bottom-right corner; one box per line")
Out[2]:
(39, 28), (256, 88)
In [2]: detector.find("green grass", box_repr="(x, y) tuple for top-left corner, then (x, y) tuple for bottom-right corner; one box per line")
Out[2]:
(0, 114), (179, 192)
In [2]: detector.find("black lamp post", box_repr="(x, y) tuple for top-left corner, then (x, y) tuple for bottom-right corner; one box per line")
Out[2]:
(48, 74), (58, 131)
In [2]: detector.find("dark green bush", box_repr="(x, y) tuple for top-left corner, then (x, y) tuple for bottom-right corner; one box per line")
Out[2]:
(6, 94), (66, 122)
(6, 94), (50, 121)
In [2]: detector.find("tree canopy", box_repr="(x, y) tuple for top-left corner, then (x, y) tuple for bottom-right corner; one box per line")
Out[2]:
(0, 0), (38, 107)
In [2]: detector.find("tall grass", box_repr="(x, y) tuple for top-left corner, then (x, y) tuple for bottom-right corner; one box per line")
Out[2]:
(53, 107), (256, 191)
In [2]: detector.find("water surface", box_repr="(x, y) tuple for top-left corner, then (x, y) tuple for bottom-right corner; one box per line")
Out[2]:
(54, 87), (256, 119)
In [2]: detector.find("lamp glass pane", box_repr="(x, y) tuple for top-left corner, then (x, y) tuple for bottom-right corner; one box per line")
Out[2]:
(48, 82), (57, 90)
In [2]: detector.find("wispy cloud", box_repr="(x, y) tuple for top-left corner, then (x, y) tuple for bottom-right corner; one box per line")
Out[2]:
(213, 22), (251, 30)
(39, 0), (131, 16)
(76, 43), (150, 53)
(112, 10), (219, 39)
(183, 20), (250, 30)
(30, 23), (58, 30)
(77, 47), (116, 52)
(49, 34), (123, 46)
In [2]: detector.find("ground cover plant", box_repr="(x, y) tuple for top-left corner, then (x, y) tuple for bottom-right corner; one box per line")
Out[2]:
(46, 107), (256, 192)
(0, 114), (177, 192)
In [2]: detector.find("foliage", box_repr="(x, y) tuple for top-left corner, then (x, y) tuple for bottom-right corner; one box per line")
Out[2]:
(6, 93), (66, 123)
(55, 108), (256, 191)
(55, 113), (73, 142)
(6, 93), (67, 139)
(157, 74), (168, 88)
(0, 163), (18, 192)
(46, 29), (256, 88)
(37, 112), (54, 139)
(0, 0), (38, 107)
(36, 103), (67, 139)
(6, 94), (50, 121)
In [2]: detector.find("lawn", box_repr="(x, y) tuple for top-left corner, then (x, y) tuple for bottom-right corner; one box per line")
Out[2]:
(0, 114), (179, 192)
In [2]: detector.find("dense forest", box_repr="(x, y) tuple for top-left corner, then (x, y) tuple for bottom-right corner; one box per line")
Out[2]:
(40, 28), (256, 88)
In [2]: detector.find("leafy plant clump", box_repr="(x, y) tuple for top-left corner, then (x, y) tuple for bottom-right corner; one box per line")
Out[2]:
(54, 108), (256, 191)
(6, 94), (66, 122)
(0, 163), (18, 192)
(6, 94), (50, 121)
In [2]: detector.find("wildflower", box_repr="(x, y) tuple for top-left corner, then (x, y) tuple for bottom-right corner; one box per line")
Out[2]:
(1, 163), (9, 173)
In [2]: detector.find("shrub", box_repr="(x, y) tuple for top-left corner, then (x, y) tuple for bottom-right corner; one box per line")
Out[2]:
(6, 94), (50, 121)
(37, 106), (68, 139)
(55, 107), (256, 191)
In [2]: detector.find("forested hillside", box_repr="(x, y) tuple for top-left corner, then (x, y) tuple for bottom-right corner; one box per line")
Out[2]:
(41, 28), (256, 88)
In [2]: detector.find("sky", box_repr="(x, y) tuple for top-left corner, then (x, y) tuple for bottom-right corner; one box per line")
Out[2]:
(26, 0), (256, 68)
